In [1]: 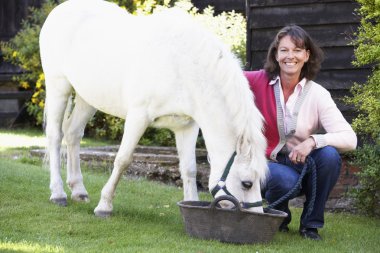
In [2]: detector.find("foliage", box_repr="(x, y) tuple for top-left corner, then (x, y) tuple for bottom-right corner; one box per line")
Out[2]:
(112, 0), (177, 13)
(86, 114), (176, 146)
(347, 72), (380, 140)
(346, 0), (380, 217)
(350, 143), (380, 217)
(139, 127), (176, 146)
(1, 0), (246, 146)
(87, 114), (125, 141)
(346, 0), (380, 141)
(191, 6), (246, 63)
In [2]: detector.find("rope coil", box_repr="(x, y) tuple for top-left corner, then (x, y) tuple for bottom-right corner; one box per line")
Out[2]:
(267, 156), (317, 219)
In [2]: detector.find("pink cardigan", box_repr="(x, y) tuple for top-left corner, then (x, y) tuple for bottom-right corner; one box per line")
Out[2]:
(244, 70), (357, 161)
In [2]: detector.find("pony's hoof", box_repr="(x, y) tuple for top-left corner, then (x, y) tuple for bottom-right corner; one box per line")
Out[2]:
(94, 210), (112, 218)
(72, 194), (90, 203)
(51, 198), (67, 207)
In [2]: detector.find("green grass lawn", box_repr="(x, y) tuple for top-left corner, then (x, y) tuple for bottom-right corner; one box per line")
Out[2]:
(0, 129), (379, 252)
(0, 128), (117, 150)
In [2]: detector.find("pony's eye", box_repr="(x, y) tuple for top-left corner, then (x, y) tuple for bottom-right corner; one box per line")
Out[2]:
(241, 181), (253, 190)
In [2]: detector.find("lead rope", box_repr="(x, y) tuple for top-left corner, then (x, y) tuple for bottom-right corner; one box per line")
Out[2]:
(267, 156), (317, 219)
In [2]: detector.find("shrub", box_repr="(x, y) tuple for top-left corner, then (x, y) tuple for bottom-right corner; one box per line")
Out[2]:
(350, 144), (380, 217)
(1, 0), (246, 147)
(191, 6), (246, 63)
(346, 0), (380, 217)
(115, 0), (177, 13)
(346, 0), (380, 141)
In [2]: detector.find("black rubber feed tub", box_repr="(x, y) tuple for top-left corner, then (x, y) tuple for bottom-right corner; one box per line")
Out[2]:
(177, 195), (288, 244)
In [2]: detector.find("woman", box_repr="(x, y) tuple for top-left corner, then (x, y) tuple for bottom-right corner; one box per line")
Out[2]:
(245, 25), (357, 240)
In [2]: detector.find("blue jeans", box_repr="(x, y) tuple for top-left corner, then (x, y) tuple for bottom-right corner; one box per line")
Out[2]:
(262, 146), (341, 228)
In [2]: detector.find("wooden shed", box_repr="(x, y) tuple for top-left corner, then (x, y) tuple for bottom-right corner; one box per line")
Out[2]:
(0, 0), (42, 127)
(246, 0), (370, 121)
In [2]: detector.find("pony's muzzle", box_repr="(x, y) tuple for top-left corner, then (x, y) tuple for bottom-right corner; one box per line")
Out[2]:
(242, 181), (253, 190)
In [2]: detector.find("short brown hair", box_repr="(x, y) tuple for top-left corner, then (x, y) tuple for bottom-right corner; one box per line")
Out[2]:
(264, 25), (324, 80)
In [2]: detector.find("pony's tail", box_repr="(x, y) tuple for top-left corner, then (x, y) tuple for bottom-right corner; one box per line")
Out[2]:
(42, 94), (50, 169)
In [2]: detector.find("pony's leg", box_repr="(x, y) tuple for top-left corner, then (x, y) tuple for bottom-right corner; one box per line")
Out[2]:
(94, 109), (150, 217)
(62, 95), (96, 202)
(174, 121), (200, 201)
(45, 76), (72, 206)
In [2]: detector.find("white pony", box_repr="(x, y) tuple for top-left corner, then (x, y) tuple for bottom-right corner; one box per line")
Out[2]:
(40, 0), (267, 217)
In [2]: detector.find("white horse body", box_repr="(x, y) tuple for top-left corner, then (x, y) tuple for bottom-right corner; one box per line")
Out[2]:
(42, 1), (206, 120)
(40, 0), (267, 216)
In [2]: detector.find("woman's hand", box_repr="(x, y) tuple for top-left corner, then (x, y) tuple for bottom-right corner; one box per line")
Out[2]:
(289, 137), (316, 164)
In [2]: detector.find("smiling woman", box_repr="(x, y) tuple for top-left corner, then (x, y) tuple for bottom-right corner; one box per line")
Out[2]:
(244, 25), (357, 240)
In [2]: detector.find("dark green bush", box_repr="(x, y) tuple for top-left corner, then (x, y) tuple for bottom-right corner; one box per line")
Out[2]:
(350, 144), (380, 217)
(347, 0), (380, 140)
(346, 0), (380, 217)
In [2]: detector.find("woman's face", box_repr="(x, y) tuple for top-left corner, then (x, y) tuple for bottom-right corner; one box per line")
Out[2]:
(276, 35), (310, 79)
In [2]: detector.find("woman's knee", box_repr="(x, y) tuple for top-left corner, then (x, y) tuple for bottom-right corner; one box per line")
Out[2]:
(320, 146), (340, 160)
(312, 146), (341, 176)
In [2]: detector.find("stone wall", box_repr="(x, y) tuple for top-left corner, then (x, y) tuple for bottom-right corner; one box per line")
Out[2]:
(331, 156), (359, 199)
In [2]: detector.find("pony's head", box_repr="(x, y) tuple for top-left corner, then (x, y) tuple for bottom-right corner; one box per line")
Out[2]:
(210, 135), (268, 213)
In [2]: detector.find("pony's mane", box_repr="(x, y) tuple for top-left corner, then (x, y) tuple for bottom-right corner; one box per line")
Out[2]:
(141, 9), (268, 182)
(195, 30), (268, 182)
(219, 58), (268, 182)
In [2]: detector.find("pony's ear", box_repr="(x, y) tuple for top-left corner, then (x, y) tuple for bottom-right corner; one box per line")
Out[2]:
(236, 135), (251, 158)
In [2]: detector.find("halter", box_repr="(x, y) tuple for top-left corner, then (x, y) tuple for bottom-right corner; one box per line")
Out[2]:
(210, 151), (263, 209)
